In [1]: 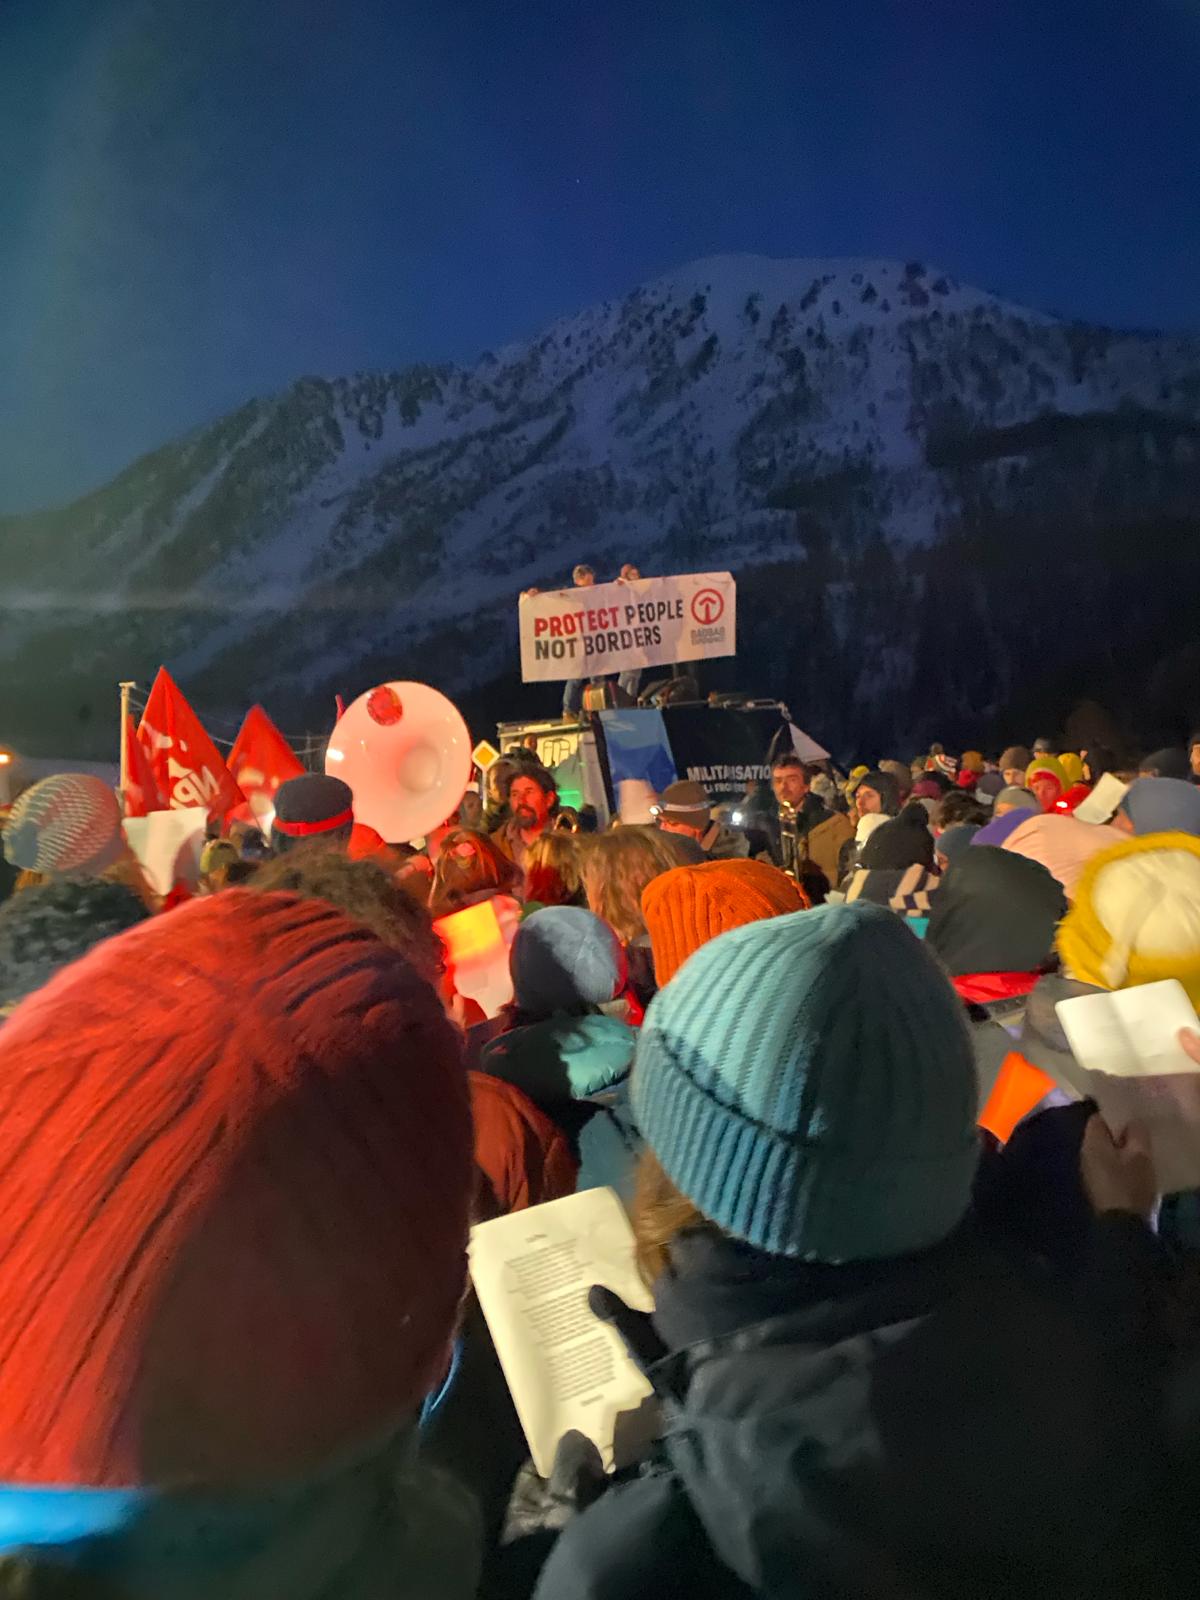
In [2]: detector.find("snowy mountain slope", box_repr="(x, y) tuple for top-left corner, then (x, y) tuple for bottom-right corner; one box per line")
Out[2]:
(2, 253), (1199, 755)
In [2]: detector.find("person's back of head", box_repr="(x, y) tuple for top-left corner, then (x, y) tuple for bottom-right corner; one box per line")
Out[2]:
(641, 858), (807, 987)
(428, 827), (520, 917)
(0, 878), (149, 1019)
(877, 759), (913, 799)
(1137, 746), (1190, 782)
(932, 790), (987, 832)
(926, 846), (1067, 977)
(1058, 832), (1200, 1005)
(934, 823), (980, 872)
(249, 849), (445, 984)
(2, 774), (126, 883)
(582, 825), (683, 944)
(271, 773), (354, 855)
(633, 903), (978, 1268)
(859, 812), (935, 872)
(0, 891), (477, 1590)
(994, 785), (1039, 818)
(510, 904), (626, 1018)
(1119, 777), (1200, 839)
(523, 830), (584, 907)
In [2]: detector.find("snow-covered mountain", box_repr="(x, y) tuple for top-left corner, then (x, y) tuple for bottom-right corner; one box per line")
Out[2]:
(3, 253), (1200, 756)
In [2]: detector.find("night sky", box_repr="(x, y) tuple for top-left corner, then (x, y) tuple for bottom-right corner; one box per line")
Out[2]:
(2, 0), (1198, 512)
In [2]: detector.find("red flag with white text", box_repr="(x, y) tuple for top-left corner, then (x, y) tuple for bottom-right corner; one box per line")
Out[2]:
(137, 667), (244, 817)
(227, 705), (305, 828)
(122, 713), (167, 817)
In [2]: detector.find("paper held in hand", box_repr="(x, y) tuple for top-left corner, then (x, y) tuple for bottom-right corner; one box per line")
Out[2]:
(1054, 979), (1200, 1193)
(469, 1187), (658, 1477)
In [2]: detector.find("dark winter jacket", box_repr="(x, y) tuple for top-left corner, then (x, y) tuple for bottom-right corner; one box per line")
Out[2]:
(479, 1013), (643, 1203)
(533, 1224), (1194, 1600)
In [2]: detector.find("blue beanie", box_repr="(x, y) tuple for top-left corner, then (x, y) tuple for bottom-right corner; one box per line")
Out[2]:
(510, 905), (627, 1015)
(632, 902), (979, 1263)
(1122, 777), (1200, 838)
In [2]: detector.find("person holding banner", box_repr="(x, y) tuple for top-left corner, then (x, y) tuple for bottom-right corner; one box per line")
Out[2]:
(562, 563), (597, 720)
(616, 562), (644, 702)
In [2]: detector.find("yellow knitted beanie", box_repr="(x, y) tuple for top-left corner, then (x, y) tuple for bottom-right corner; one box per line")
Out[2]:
(1057, 832), (1200, 1006)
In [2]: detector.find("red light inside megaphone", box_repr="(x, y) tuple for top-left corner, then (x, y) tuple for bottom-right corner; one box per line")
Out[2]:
(366, 685), (404, 726)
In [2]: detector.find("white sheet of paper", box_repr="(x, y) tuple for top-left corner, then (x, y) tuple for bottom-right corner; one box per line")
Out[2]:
(469, 1187), (658, 1476)
(1072, 772), (1129, 825)
(1055, 981), (1200, 1191)
(122, 807), (208, 895)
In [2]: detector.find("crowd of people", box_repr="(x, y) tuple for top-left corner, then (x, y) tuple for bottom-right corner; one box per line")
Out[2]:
(3, 725), (1200, 1596)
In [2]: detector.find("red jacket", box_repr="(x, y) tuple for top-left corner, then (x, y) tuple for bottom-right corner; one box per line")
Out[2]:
(468, 1070), (577, 1218)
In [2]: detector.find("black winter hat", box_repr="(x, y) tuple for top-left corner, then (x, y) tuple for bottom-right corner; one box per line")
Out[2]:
(1138, 747), (1190, 781)
(856, 770), (900, 816)
(272, 775), (355, 854)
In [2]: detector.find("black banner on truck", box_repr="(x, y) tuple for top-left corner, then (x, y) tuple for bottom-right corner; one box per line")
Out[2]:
(659, 705), (790, 803)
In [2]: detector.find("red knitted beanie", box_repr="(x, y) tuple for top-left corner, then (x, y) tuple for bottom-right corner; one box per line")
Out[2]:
(0, 890), (473, 1488)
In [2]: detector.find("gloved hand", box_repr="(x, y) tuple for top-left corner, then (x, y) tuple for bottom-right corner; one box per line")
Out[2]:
(588, 1284), (667, 1373)
(501, 1429), (608, 1545)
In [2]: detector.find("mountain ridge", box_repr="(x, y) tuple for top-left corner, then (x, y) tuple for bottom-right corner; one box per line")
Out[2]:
(3, 252), (1199, 757)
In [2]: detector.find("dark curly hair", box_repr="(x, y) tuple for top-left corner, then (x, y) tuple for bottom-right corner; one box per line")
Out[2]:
(247, 853), (444, 985)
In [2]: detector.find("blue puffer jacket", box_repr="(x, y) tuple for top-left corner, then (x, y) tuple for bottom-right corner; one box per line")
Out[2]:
(533, 1225), (1192, 1600)
(478, 1014), (642, 1202)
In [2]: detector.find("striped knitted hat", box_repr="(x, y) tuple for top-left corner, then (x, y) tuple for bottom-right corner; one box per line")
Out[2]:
(0, 890), (472, 1487)
(633, 902), (978, 1262)
(641, 858), (807, 986)
(2, 774), (124, 877)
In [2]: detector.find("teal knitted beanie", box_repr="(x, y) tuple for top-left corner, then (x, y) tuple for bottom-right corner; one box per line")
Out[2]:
(632, 901), (979, 1262)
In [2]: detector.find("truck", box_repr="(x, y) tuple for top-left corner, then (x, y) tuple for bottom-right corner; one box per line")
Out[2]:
(496, 697), (825, 827)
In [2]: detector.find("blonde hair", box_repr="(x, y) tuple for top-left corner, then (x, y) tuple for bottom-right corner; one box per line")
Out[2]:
(524, 831), (583, 906)
(582, 826), (683, 943)
(632, 1149), (711, 1286)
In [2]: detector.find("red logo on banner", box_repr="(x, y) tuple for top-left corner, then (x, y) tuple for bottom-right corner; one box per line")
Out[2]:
(691, 588), (724, 625)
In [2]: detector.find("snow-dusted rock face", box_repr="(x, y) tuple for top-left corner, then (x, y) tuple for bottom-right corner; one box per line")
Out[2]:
(3, 253), (1198, 755)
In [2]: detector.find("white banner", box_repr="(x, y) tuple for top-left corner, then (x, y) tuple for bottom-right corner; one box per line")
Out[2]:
(519, 571), (736, 683)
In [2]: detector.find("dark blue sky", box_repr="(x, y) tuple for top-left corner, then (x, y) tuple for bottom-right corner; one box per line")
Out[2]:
(2, 0), (1198, 511)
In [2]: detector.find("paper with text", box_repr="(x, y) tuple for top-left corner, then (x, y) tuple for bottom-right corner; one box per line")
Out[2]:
(1055, 980), (1200, 1192)
(469, 1187), (657, 1476)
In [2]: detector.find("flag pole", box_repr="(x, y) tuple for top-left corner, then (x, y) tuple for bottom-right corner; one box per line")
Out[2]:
(118, 681), (136, 805)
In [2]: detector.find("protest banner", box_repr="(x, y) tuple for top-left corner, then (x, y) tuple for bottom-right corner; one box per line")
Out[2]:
(519, 571), (736, 683)
(137, 667), (244, 818)
(227, 704), (305, 827)
(121, 713), (166, 817)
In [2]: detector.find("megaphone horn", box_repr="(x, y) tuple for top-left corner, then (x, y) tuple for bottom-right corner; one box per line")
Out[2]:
(325, 681), (473, 845)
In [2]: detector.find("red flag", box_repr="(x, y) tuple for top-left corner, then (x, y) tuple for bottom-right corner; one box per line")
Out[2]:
(137, 667), (244, 818)
(122, 713), (167, 817)
(227, 705), (305, 828)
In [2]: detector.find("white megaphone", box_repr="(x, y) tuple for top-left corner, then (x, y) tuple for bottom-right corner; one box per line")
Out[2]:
(325, 681), (472, 845)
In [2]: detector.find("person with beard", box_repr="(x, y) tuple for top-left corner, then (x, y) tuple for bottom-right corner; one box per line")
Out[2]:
(843, 808), (940, 921)
(496, 767), (558, 874)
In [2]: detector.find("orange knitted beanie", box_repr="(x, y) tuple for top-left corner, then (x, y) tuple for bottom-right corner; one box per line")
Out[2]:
(642, 858), (807, 986)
